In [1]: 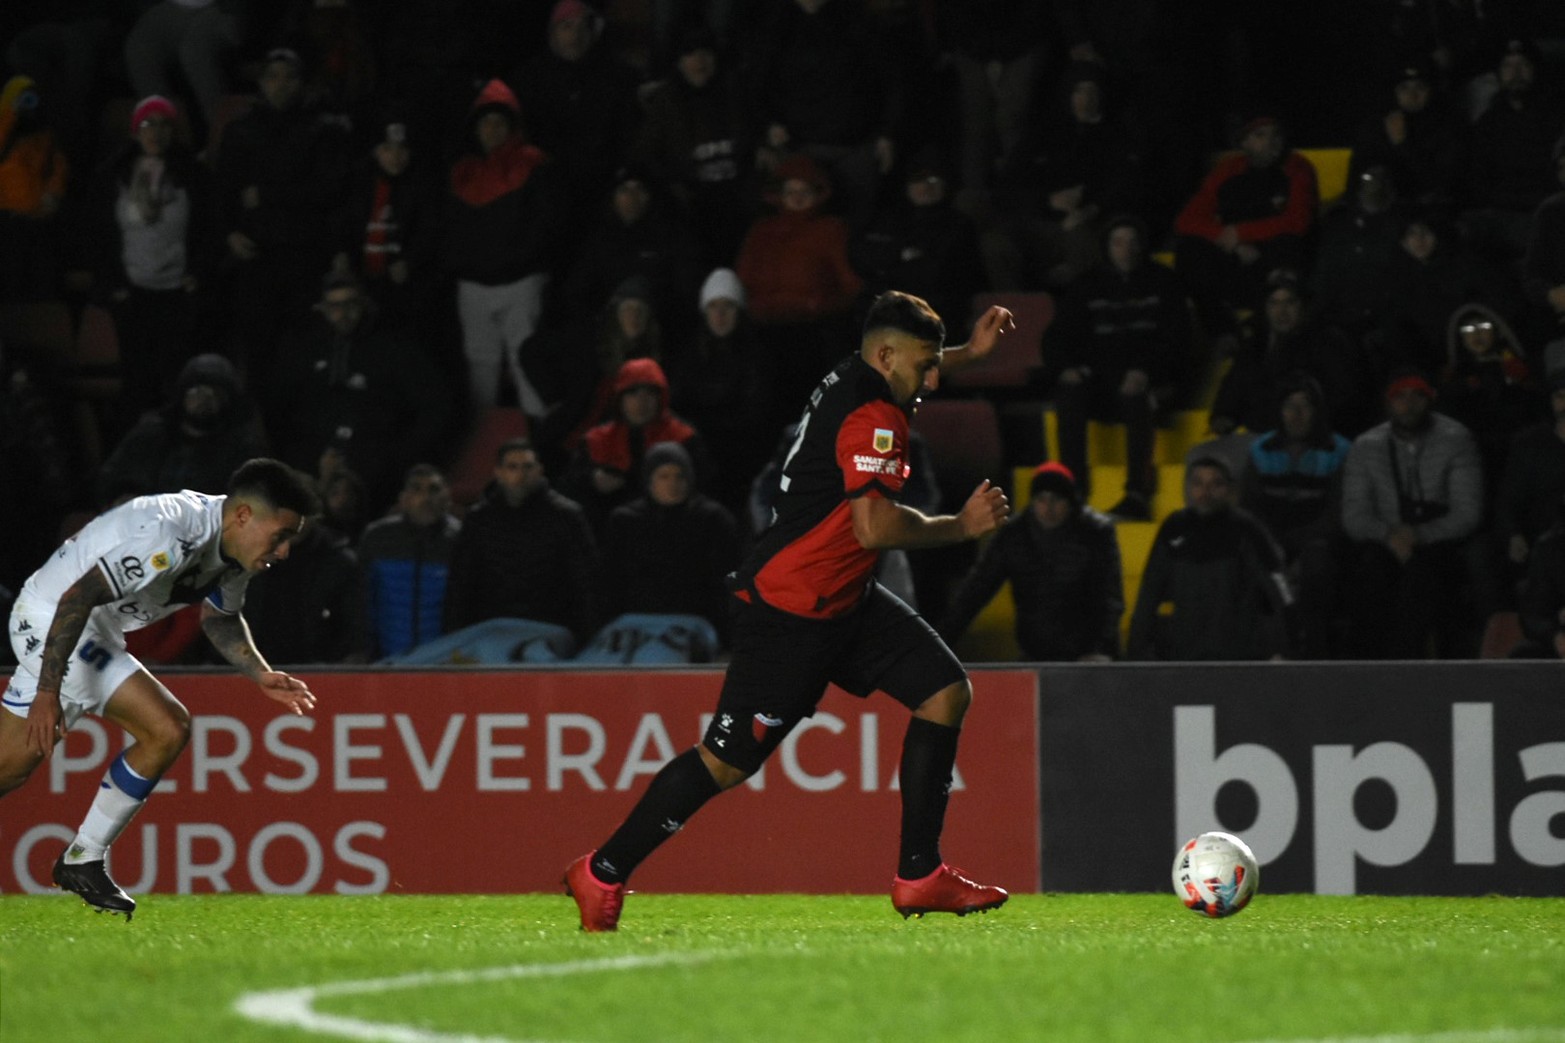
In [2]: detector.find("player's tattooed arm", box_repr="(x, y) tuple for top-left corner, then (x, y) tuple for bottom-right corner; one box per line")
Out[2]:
(37, 568), (116, 698)
(200, 602), (317, 716)
(26, 567), (116, 755)
(199, 603), (270, 681)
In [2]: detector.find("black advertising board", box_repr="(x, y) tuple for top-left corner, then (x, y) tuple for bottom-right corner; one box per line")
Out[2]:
(1027, 662), (1565, 895)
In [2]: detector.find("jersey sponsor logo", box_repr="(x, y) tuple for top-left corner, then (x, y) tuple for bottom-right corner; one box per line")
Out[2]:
(116, 556), (146, 585)
(852, 454), (903, 475)
(873, 428), (894, 453)
(151, 552), (171, 571)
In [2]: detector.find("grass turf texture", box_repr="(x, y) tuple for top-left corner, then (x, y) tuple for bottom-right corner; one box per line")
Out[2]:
(2, 893), (1563, 1043)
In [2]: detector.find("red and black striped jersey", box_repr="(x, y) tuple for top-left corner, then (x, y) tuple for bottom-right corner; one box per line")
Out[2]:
(737, 354), (910, 618)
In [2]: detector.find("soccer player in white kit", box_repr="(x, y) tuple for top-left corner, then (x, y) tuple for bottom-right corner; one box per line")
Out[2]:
(0, 458), (320, 919)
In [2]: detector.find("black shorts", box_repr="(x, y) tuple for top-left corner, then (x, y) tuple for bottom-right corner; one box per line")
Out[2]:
(702, 582), (967, 773)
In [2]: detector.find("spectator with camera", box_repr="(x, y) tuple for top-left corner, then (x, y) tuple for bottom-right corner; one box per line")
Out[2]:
(1340, 370), (1485, 657)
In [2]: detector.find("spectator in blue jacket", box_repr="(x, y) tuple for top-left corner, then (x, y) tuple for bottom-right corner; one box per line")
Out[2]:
(1239, 372), (1352, 658)
(357, 463), (459, 659)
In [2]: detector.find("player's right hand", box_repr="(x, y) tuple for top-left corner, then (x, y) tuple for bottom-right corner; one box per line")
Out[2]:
(959, 480), (1010, 539)
(24, 692), (65, 758)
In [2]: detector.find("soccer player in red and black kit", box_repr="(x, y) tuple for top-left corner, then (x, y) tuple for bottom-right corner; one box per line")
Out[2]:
(566, 291), (1016, 931)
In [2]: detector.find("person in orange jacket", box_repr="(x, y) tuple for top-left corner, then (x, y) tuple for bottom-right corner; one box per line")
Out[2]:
(0, 75), (70, 301)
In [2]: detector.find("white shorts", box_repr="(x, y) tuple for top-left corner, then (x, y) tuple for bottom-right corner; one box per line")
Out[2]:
(5, 598), (142, 727)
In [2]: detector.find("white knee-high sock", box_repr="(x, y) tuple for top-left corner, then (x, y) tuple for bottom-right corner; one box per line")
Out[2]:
(66, 751), (158, 864)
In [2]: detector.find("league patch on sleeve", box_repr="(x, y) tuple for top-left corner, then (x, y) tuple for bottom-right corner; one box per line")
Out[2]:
(151, 552), (171, 571)
(872, 428), (895, 453)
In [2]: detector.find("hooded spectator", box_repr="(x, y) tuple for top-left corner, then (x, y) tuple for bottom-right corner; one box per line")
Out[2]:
(566, 356), (712, 536)
(96, 353), (269, 507)
(442, 77), (569, 414)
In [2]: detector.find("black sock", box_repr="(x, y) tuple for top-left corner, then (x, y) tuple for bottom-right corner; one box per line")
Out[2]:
(591, 747), (722, 885)
(897, 716), (961, 880)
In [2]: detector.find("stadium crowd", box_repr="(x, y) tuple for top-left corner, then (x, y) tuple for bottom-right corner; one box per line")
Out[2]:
(5, 0), (1565, 665)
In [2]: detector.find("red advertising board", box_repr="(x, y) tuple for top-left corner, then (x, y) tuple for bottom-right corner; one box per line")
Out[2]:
(0, 669), (1039, 896)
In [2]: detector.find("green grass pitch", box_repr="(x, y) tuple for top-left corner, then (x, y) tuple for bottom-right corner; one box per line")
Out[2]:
(2, 892), (1563, 1042)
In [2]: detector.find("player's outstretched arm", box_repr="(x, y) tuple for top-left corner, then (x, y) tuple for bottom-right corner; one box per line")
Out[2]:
(938, 305), (1015, 374)
(851, 481), (1009, 551)
(199, 602), (317, 716)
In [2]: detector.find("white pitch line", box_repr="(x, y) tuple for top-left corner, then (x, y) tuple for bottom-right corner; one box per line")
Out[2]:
(234, 952), (722, 1043)
(1238, 1030), (1565, 1043)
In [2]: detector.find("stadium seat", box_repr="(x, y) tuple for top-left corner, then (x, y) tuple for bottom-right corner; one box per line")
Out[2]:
(1299, 147), (1352, 207)
(0, 299), (73, 371)
(447, 407), (531, 508)
(71, 304), (122, 400)
(203, 93), (256, 163)
(912, 398), (1005, 511)
(947, 292), (1053, 390)
(1480, 611), (1523, 659)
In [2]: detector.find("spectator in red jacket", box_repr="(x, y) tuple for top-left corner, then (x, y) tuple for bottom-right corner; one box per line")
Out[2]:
(735, 152), (864, 403)
(563, 356), (713, 537)
(1174, 116), (1319, 334)
(440, 77), (569, 416)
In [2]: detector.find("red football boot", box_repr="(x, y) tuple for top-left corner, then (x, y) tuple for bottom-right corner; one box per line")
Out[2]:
(891, 863), (1008, 919)
(564, 852), (625, 932)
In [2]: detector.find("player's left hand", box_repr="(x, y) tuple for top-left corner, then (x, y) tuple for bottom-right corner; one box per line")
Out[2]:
(958, 479), (1010, 539)
(959, 305), (1015, 365)
(258, 672), (316, 715)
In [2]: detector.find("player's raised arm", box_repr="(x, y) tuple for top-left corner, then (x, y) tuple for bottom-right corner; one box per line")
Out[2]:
(937, 305), (1015, 374)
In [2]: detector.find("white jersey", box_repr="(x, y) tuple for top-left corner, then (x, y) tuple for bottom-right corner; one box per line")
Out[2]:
(21, 490), (250, 633)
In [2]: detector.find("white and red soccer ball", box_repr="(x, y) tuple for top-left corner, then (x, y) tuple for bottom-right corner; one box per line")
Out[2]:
(1172, 831), (1258, 918)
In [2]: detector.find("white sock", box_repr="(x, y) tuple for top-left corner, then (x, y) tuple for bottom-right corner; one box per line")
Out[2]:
(66, 752), (157, 864)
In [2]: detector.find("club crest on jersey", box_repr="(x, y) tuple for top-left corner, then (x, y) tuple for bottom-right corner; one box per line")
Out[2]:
(872, 428), (894, 453)
(151, 552), (171, 571)
(753, 712), (785, 743)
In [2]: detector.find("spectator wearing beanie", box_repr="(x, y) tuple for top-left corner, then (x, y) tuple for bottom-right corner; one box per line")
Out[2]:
(602, 440), (743, 643)
(938, 461), (1123, 662)
(667, 268), (778, 521)
(83, 93), (215, 423)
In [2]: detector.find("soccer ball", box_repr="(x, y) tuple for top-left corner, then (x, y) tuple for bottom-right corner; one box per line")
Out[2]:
(1172, 831), (1258, 918)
